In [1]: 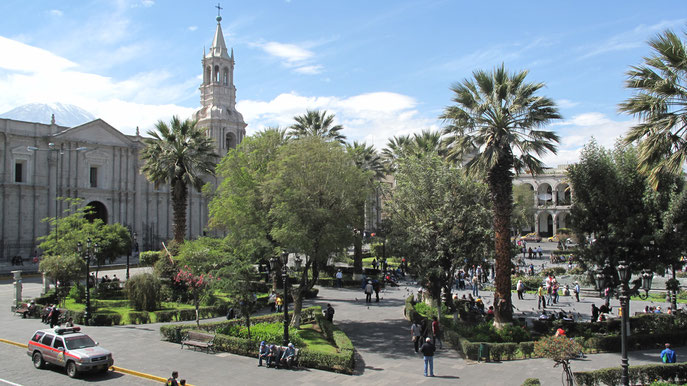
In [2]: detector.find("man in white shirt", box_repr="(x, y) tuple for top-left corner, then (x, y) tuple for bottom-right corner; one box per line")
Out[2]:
(335, 269), (343, 288)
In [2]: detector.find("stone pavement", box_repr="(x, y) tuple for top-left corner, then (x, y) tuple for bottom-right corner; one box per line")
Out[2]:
(3, 270), (686, 386)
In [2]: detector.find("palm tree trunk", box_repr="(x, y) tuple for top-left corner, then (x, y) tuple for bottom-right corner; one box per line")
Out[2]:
(489, 161), (514, 326)
(171, 178), (188, 244)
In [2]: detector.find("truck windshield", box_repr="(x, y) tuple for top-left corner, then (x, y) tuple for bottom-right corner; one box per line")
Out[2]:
(64, 336), (96, 350)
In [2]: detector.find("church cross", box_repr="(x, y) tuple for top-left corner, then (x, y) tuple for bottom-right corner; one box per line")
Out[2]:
(215, 3), (223, 17)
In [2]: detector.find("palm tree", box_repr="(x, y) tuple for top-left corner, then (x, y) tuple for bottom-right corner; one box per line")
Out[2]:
(346, 141), (386, 273)
(288, 109), (347, 144)
(381, 130), (445, 172)
(620, 28), (687, 189)
(382, 134), (412, 173)
(141, 116), (217, 244)
(441, 64), (561, 325)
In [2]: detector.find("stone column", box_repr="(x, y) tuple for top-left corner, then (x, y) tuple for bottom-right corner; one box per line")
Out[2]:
(42, 272), (50, 295)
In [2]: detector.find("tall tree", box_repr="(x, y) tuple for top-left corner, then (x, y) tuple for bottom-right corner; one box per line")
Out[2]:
(288, 109), (347, 145)
(265, 137), (368, 327)
(387, 152), (493, 314)
(441, 64), (561, 325)
(140, 116), (217, 244)
(382, 134), (412, 173)
(620, 28), (687, 189)
(345, 141), (385, 274)
(512, 184), (535, 236)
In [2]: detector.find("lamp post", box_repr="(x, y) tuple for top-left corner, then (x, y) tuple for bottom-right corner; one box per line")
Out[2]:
(595, 259), (653, 386)
(78, 238), (99, 326)
(270, 251), (291, 346)
(127, 231), (137, 280)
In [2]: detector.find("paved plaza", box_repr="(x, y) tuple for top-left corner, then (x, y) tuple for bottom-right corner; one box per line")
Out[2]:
(1, 247), (685, 385)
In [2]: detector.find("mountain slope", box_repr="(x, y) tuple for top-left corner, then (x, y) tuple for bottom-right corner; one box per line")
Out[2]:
(0, 102), (96, 127)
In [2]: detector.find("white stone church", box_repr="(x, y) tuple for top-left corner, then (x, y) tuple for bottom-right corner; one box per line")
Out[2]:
(0, 16), (246, 261)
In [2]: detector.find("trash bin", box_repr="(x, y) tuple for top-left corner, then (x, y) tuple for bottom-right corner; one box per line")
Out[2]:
(478, 343), (490, 362)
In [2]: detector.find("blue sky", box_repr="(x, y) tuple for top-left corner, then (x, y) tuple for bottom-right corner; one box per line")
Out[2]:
(0, 0), (685, 165)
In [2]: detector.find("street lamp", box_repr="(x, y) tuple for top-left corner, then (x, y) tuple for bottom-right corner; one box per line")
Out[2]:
(596, 259), (653, 386)
(127, 232), (137, 280)
(270, 251), (291, 346)
(78, 238), (99, 326)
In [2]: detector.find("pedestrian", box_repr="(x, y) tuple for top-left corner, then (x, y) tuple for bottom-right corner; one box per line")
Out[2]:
(258, 341), (269, 366)
(522, 246), (527, 259)
(517, 279), (525, 300)
(431, 316), (443, 349)
(472, 275), (479, 297)
(179, 380), (186, 386)
(335, 269), (343, 288)
(325, 304), (335, 322)
(364, 281), (373, 303)
(166, 371), (179, 386)
(411, 320), (422, 353)
(529, 263), (535, 276)
(574, 281), (580, 302)
(268, 291), (276, 312)
(528, 247), (533, 259)
(420, 337), (436, 377)
(537, 285), (546, 309)
(661, 343), (677, 363)
(591, 304), (599, 323)
(537, 246), (543, 259)
(276, 295), (283, 313)
(49, 306), (60, 328)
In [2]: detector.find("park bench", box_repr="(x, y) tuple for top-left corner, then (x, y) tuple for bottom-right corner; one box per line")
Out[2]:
(180, 331), (215, 353)
(13, 303), (39, 319)
(267, 345), (300, 369)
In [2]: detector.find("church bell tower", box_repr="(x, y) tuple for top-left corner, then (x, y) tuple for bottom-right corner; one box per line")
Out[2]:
(193, 11), (247, 158)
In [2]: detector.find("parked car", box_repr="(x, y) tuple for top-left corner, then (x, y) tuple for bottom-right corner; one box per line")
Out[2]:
(520, 232), (542, 242)
(547, 235), (560, 242)
(27, 327), (113, 378)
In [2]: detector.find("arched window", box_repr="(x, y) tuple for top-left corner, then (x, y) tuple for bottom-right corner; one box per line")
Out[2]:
(226, 132), (236, 149)
(205, 67), (211, 85)
(222, 67), (229, 86)
(214, 65), (220, 83)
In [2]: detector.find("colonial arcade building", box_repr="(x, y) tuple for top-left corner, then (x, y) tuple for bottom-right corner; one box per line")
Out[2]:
(0, 16), (246, 261)
(514, 165), (573, 237)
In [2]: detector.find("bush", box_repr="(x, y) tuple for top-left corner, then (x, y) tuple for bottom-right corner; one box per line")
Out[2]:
(534, 336), (582, 361)
(574, 363), (687, 386)
(68, 283), (85, 303)
(512, 275), (542, 291)
(497, 323), (532, 343)
(91, 312), (122, 326)
(568, 266), (585, 275)
(541, 267), (566, 277)
(125, 273), (161, 312)
(522, 379), (541, 386)
(139, 251), (161, 267)
(153, 310), (177, 323)
(520, 342), (535, 358)
(128, 311), (150, 324)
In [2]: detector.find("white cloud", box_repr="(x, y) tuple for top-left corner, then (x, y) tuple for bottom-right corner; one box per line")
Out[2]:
(556, 99), (579, 109)
(294, 65), (323, 74)
(254, 41), (324, 75)
(237, 91), (437, 150)
(0, 36), (196, 134)
(541, 112), (636, 167)
(49, 9), (63, 17)
(140, 0), (154, 7)
(188, 26), (198, 32)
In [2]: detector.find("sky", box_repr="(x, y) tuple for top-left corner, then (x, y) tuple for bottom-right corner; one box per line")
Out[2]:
(0, 0), (686, 166)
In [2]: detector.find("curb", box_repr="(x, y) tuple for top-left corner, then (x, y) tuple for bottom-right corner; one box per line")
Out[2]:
(0, 337), (193, 385)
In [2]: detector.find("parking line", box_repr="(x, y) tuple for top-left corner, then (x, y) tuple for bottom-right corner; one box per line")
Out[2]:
(0, 338), (193, 386)
(0, 378), (23, 386)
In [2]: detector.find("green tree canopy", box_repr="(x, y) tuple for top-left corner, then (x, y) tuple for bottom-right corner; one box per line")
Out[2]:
(265, 137), (368, 326)
(287, 109), (347, 145)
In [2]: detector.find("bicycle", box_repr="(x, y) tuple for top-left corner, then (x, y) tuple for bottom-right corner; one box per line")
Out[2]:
(554, 359), (575, 386)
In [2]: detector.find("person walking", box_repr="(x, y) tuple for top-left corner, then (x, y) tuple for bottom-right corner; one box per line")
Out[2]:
(166, 371), (179, 386)
(325, 304), (335, 322)
(335, 269), (343, 288)
(411, 320), (422, 353)
(537, 285), (546, 309)
(661, 343), (677, 363)
(517, 279), (525, 300)
(472, 275), (479, 297)
(574, 281), (581, 302)
(364, 281), (373, 303)
(420, 337), (436, 377)
(431, 316), (443, 349)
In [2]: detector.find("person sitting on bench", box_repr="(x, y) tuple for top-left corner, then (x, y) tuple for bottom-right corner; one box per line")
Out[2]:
(280, 343), (296, 369)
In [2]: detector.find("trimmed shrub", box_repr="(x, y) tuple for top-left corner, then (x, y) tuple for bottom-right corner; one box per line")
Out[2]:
(522, 379), (541, 386)
(128, 311), (150, 324)
(91, 313), (122, 326)
(541, 267), (566, 277)
(519, 342), (535, 358)
(154, 310), (177, 323)
(68, 283), (85, 303)
(139, 251), (161, 267)
(216, 322), (304, 347)
(125, 273), (160, 311)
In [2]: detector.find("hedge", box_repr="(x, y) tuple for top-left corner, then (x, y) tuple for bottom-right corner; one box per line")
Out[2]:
(522, 379), (541, 386)
(161, 306), (355, 374)
(574, 362), (687, 386)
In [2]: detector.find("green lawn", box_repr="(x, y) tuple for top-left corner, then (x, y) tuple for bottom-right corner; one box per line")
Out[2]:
(298, 323), (338, 354)
(63, 298), (195, 324)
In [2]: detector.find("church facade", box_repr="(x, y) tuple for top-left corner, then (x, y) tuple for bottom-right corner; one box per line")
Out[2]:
(0, 16), (245, 261)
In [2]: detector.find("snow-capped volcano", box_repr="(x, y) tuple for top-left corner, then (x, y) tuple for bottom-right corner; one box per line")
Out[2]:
(0, 102), (96, 127)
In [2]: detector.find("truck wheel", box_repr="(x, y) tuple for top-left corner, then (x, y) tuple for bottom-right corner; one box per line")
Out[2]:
(32, 351), (44, 369)
(66, 361), (78, 378)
